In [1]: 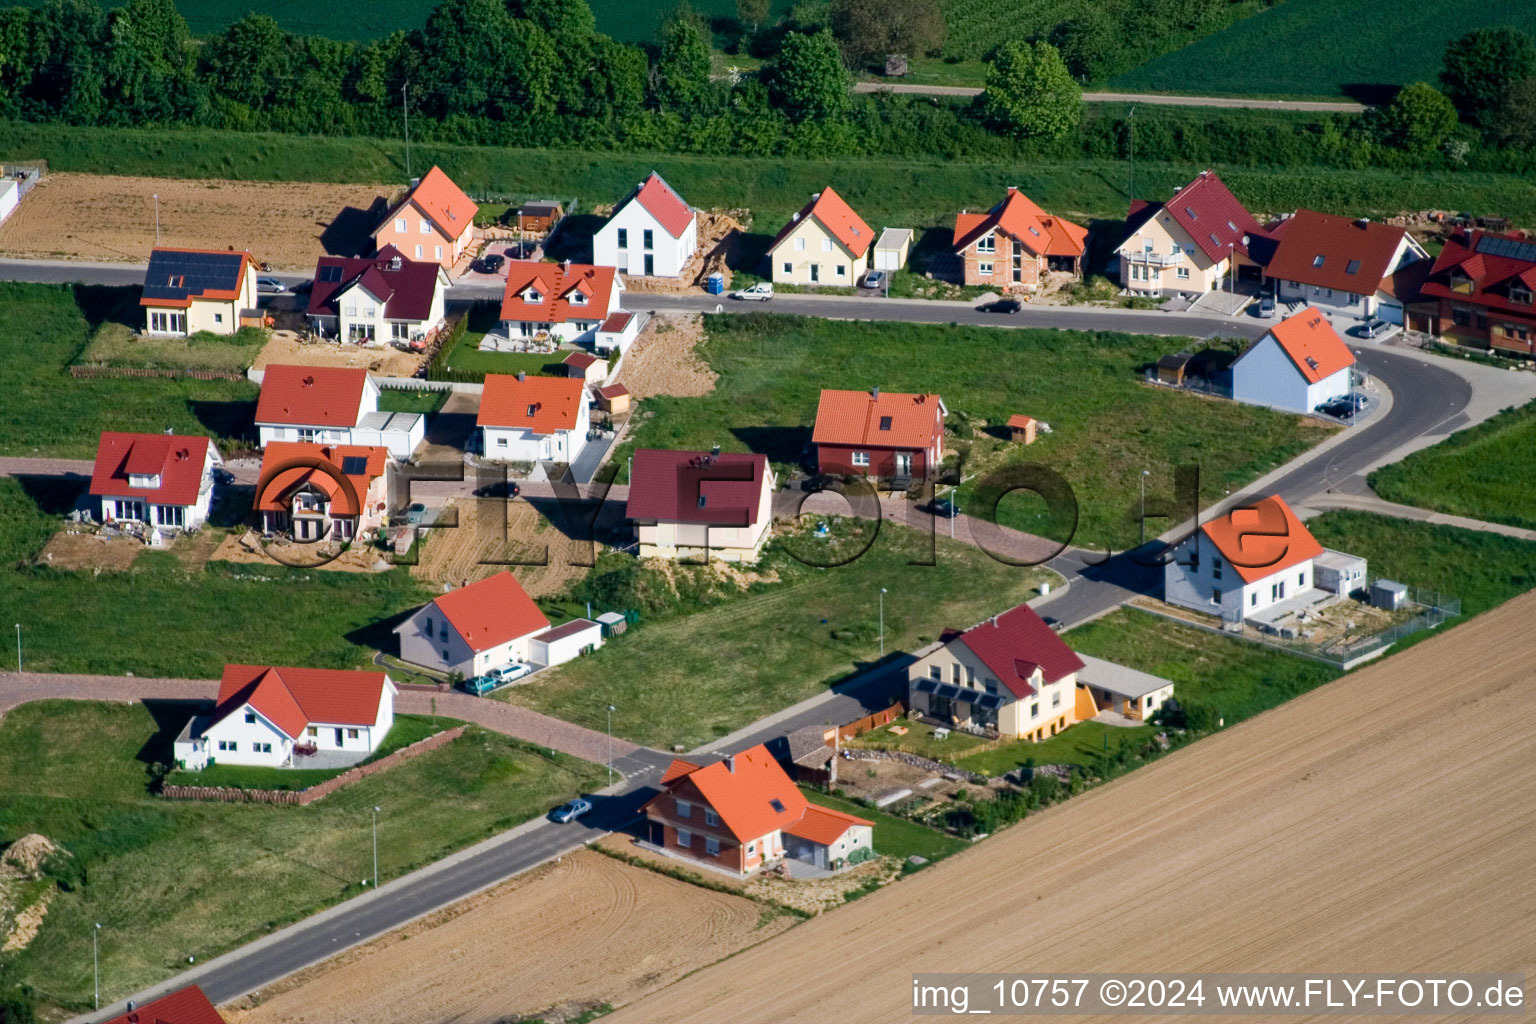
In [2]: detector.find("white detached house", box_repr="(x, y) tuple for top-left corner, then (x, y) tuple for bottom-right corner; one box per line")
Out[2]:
(592, 172), (698, 278)
(90, 431), (221, 533)
(476, 371), (590, 464)
(1230, 307), (1356, 413)
(255, 365), (379, 447)
(499, 261), (624, 343)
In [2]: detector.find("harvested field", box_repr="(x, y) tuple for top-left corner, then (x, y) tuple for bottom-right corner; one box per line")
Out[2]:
(251, 331), (426, 377)
(617, 314), (716, 398)
(221, 850), (794, 1024)
(603, 590), (1536, 1024)
(0, 173), (393, 269)
(410, 498), (590, 597)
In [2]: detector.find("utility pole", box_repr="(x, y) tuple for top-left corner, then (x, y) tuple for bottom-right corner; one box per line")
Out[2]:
(606, 705), (616, 785)
(152, 193), (160, 246)
(1140, 469), (1151, 545)
(14, 623), (20, 673)
(401, 82), (412, 182)
(1126, 105), (1136, 201)
(878, 588), (887, 657)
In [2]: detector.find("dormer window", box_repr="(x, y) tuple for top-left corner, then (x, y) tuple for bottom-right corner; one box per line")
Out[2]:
(127, 473), (161, 489)
(1511, 284), (1532, 305)
(524, 288), (543, 303)
(570, 291), (587, 305)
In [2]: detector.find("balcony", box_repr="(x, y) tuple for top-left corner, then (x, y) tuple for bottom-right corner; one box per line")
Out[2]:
(1126, 251), (1184, 267)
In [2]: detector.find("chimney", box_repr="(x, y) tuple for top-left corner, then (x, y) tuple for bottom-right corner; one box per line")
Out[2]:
(1355, 217), (1370, 228)
(870, 385), (880, 400)
(164, 426), (173, 434)
(127, 1002), (137, 1012)
(711, 444), (721, 456)
(724, 754), (735, 773)
(516, 371), (526, 382)
(561, 259), (571, 271)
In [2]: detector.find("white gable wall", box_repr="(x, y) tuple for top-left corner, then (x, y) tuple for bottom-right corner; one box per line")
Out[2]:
(201, 705), (292, 767)
(594, 201), (697, 278)
(1231, 333), (1351, 413)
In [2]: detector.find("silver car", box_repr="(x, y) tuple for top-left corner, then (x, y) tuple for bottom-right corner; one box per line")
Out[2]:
(257, 276), (287, 294)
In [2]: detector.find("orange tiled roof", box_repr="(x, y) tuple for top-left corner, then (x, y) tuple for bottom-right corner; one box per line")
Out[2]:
(398, 166), (478, 240)
(257, 442), (388, 516)
(429, 571), (550, 653)
(771, 186), (875, 258)
(1262, 308), (1355, 384)
(812, 389), (944, 450)
(953, 188), (1086, 258)
(498, 261), (618, 325)
(1200, 495), (1324, 584)
(212, 664), (392, 738)
(477, 372), (587, 433)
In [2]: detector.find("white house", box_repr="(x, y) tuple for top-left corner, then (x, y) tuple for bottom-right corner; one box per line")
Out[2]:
(306, 245), (449, 346)
(1264, 209), (1430, 321)
(395, 571), (551, 678)
(499, 261), (624, 343)
(173, 664), (396, 770)
(593, 311), (641, 355)
(1164, 494), (1365, 624)
(140, 248), (259, 337)
(592, 172), (698, 278)
(255, 365), (379, 447)
(90, 432), (221, 533)
(256, 442), (392, 542)
(477, 371), (590, 464)
(626, 449), (775, 563)
(0, 179), (18, 225)
(1230, 307), (1356, 413)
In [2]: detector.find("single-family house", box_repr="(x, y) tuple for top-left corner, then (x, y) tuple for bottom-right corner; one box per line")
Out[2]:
(307, 245), (449, 345)
(516, 200), (564, 234)
(642, 744), (874, 874)
(256, 442), (391, 542)
(395, 570), (551, 677)
(1163, 494), (1366, 626)
(767, 187), (874, 286)
(101, 985), (228, 1024)
(563, 350), (607, 385)
(90, 431), (221, 533)
(1418, 230), (1536, 357)
(592, 172), (698, 278)
(477, 371), (590, 464)
(174, 663), (395, 770)
(499, 261), (624, 343)
(372, 165), (479, 269)
(1117, 170), (1270, 298)
(255, 364), (379, 447)
(813, 387), (946, 481)
(627, 449), (775, 563)
(1264, 210), (1430, 321)
(141, 247), (259, 336)
(907, 602), (1085, 742)
(952, 188), (1088, 292)
(1230, 307), (1356, 413)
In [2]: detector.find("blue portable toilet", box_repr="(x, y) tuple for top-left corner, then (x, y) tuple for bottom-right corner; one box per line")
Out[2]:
(705, 272), (725, 295)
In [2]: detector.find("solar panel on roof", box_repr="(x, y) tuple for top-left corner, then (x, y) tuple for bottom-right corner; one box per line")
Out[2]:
(319, 265), (343, 282)
(1475, 234), (1536, 263)
(142, 250), (245, 303)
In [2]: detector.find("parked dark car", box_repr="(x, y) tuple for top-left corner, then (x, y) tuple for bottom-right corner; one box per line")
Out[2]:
(978, 298), (1022, 314)
(473, 480), (521, 499)
(927, 497), (959, 518)
(1317, 398), (1355, 418)
(479, 253), (505, 273)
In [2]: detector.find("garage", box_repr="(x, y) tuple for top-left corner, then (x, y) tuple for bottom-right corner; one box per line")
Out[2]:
(529, 618), (603, 668)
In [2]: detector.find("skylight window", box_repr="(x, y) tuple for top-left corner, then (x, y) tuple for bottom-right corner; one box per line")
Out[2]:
(526, 404), (537, 416)
(1028, 226), (1041, 237)
(1312, 255), (1326, 267)
(878, 415), (893, 431)
(1345, 259), (1361, 275)
(1227, 220), (1238, 232)
(341, 455), (367, 475)
(770, 798), (786, 812)
(1209, 233), (1221, 246)
(697, 495), (707, 508)
(1185, 206), (1198, 220)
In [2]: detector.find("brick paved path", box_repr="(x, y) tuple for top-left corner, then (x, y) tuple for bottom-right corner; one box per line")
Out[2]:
(0, 671), (214, 714)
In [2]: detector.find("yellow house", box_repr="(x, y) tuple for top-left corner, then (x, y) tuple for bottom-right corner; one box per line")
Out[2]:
(767, 186), (875, 287)
(141, 248), (259, 336)
(1116, 170), (1271, 299)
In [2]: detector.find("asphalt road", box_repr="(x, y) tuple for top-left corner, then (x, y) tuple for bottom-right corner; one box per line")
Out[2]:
(853, 81), (1369, 113)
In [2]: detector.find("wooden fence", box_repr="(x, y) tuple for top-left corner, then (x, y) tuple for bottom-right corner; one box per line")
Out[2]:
(161, 725), (465, 806)
(833, 701), (905, 742)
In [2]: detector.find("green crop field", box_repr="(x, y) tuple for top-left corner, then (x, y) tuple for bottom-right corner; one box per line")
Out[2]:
(1113, 0), (1536, 100)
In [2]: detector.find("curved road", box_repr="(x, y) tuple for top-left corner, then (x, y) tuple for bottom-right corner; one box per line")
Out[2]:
(853, 81), (1368, 113)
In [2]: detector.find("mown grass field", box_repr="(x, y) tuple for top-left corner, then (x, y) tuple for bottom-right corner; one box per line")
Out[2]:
(0, 700), (603, 1014)
(0, 283), (259, 458)
(616, 314), (1330, 550)
(1368, 400), (1536, 531)
(162, 714), (448, 790)
(800, 789), (967, 864)
(1114, 0), (1536, 99)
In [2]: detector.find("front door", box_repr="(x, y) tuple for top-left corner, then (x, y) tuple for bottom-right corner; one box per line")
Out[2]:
(810, 264), (820, 283)
(895, 452), (912, 477)
(334, 727), (343, 746)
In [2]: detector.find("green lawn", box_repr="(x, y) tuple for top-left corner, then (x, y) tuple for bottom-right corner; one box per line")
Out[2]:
(1368, 401), (1536, 531)
(0, 700), (604, 1014)
(0, 283), (259, 458)
(617, 314), (1331, 550)
(163, 714), (449, 790)
(801, 788), (967, 864)
(377, 387), (450, 415)
(1113, 0), (1536, 100)
(432, 304), (569, 382)
(77, 321), (267, 374)
(504, 520), (1056, 750)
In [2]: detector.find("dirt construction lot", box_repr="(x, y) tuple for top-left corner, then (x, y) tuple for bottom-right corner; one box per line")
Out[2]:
(0, 173), (394, 269)
(602, 590), (1536, 1023)
(221, 850), (794, 1024)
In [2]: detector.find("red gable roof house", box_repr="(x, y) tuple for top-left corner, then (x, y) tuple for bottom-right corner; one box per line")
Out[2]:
(1419, 230), (1536, 357)
(1265, 209), (1429, 322)
(953, 188), (1089, 293)
(1231, 307), (1357, 414)
(1116, 170), (1272, 298)
(100, 985), (228, 1024)
(768, 186), (875, 287)
(627, 449), (776, 563)
(642, 744), (874, 875)
(372, 165), (480, 269)
(395, 570), (554, 679)
(173, 664), (396, 771)
(813, 387), (946, 480)
(593, 171), (699, 278)
(90, 431), (221, 533)
(908, 603), (1086, 741)
(477, 371), (592, 465)
(307, 244), (450, 344)
(1164, 493), (1365, 626)
(498, 261), (624, 344)
(256, 441), (392, 543)
(255, 364), (381, 448)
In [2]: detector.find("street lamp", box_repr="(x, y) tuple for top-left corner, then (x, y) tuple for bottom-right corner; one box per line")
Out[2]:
(606, 704), (616, 785)
(93, 922), (102, 1010)
(878, 588), (887, 657)
(1228, 241), (1234, 293)
(152, 193), (160, 246)
(371, 806), (380, 889)
(14, 623), (20, 673)
(1139, 469), (1151, 545)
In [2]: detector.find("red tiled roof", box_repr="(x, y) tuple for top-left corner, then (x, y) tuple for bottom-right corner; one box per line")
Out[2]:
(389, 165), (478, 241)
(952, 188), (1087, 258)
(90, 432), (211, 506)
(660, 757), (703, 785)
(770, 186), (874, 258)
(563, 351), (602, 370)
(477, 373), (587, 433)
(954, 603), (1084, 699)
(499, 262), (618, 325)
(1129, 170), (1266, 264)
(1257, 308), (1355, 384)
(212, 664), (391, 738)
(596, 382), (630, 399)
(101, 985), (227, 1024)
(430, 571), (550, 653)
(307, 245), (444, 323)
(812, 389), (944, 450)
(599, 312), (634, 332)
(1200, 495), (1323, 585)
(255, 365), (370, 428)
(626, 449), (768, 526)
(1265, 209), (1413, 295)
(1420, 230), (1536, 317)
(1006, 414), (1034, 428)
(615, 171), (695, 239)
(257, 442), (389, 516)
(783, 802), (873, 845)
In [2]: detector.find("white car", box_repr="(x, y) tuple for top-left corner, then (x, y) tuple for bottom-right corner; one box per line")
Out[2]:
(730, 282), (773, 301)
(488, 663), (533, 684)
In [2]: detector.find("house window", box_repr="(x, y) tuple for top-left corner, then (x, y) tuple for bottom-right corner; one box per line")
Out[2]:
(705, 837), (720, 857)
(1312, 254), (1325, 267)
(643, 229), (653, 250)
(1452, 306), (1471, 327)
(951, 664), (961, 683)
(977, 235), (995, 254)
(794, 237), (806, 251)
(395, 218), (406, 232)
(821, 237), (832, 252)
(415, 245), (424, 259)
(676, 828), (693, 848)
(391, 322), (411, 341)
(704, 808), (719, 826)
(676, 799), (692, 818)
(435, 246), (443, 261)
(1052, 690), (1061, 708)
(149, 311), (186, 334)
(851, 451), (870, 467)
(928, 665), (942, 680)
(782, 262), (792, 275)
(157, 505), (185, 528)
(1299, 572), (1305, 585)
(1177, 267), (1190, 280)
(218, 740), (235, 751)
(255, 742), (272, 754)
(348, 324), (376, 343)
(497, 437), (508, 448)
(1511, 285), (1532, 305)
(978, 261), (993, 276)
(244, 711), (256, 724)
(1030, 703), (1039, 719)
(1251, 593), (1258, 607)
(307, 726), (318, 737)
(617, 228), (628, 249)
(347, 728), (360, 739)
(1212, 588), (1221, 604)
(420, 219), (431, 234)
(746, 842), (755, 855)
(984, 681), (997, 695)
(836, 264), (846, 277)
(213, 313), (223, 324)
(1212, 557), (1222, 580)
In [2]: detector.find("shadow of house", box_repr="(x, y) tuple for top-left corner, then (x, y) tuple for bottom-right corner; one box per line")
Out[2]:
(344, 604), (421, 659)
(71, 284), (142, 329)
(137, 698), (210, 773)
(1084, 218), (1126, 275)
(14, 473), (89, 517)
(908, 226), (959, 281)
(322, 196), (391, 258)
(729, 425), (814, 469)
(186, 398), (258, 447)
(724, 231), (775, 277)
(209, 482), (254, 529)
(543, 213), (605, 264)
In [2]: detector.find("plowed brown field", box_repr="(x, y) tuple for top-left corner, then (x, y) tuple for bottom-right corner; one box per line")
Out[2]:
(603, 590), (1536, 1024)
(223, 851), (794, 1024)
